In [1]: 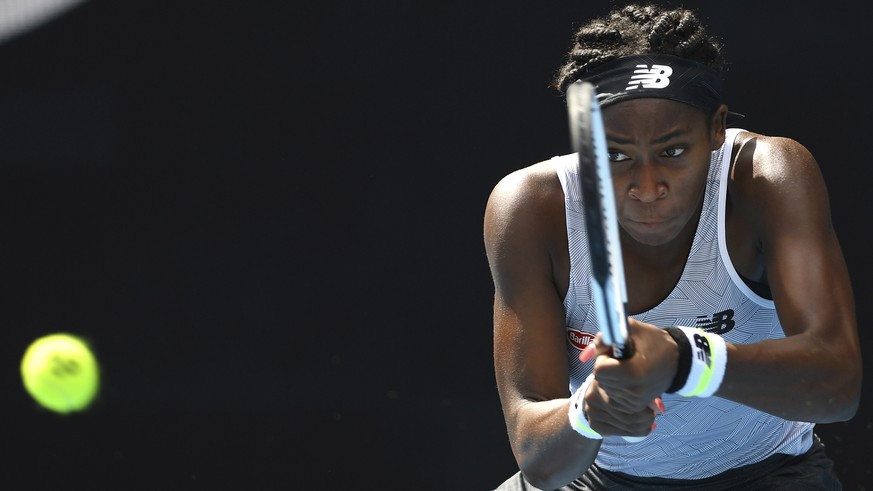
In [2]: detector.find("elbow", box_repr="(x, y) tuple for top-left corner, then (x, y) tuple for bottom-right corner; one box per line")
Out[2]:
(816, 384), (861, 423)
(520, 469), (566, 491)
(513, 448), (561, 490)
(833, 375), (862, 422)
(820, 392), (860, 424)
(817, 359), (862, 423)
(515, 446), (592, 491)
(835, 354), (863, 422)
(515, 449), (578, 490)
(841, 396), (860, 422)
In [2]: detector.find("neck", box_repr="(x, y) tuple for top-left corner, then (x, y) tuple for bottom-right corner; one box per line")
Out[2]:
(620, 200), (703, 314)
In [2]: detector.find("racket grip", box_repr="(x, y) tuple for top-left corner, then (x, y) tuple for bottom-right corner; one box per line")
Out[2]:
(622, 436), (646, 443)
(613, 336), (635, 360)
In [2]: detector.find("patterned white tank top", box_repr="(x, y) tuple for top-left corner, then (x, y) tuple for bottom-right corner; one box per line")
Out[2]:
(555, 128), (813, 478)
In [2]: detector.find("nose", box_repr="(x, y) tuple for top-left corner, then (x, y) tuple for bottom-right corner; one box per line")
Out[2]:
(627, 162), (668, 203)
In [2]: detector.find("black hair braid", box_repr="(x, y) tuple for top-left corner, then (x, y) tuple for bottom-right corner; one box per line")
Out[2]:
(648, 10), (722, 63)
(553, 3), (724, 94)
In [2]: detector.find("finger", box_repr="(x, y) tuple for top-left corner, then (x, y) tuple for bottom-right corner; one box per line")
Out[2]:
(623, 420), (659, 440)
(649, 397), (666, 414)
(586, 386), (657, 427)
(579, 335), (614, 363)
(579, 341), (597, 363)
(599, 389), (664, 414)
(586, 407), (656, 438)
(587, 376), (663, 414)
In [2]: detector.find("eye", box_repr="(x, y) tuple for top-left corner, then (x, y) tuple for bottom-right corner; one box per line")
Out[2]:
(608, 151), (630, 162)
(661, 147), (685, 158)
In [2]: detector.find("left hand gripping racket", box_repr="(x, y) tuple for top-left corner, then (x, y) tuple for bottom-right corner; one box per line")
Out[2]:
(566, 80), (633, 360)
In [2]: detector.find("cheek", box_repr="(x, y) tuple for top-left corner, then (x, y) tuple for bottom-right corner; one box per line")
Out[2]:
(671, 171), (709, 216)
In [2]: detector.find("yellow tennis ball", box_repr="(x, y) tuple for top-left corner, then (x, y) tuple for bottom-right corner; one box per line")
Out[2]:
(20, 333), (100, 414)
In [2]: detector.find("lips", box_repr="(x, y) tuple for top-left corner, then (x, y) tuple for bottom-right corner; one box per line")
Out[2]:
(628, 218), (669, 226)
(624, 217), (674, 236)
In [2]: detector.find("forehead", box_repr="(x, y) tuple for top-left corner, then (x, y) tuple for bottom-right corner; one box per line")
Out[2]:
(601, 98), (708, 139)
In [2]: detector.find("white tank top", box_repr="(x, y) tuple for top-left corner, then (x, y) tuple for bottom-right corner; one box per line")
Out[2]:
(555, 128), (813, 479)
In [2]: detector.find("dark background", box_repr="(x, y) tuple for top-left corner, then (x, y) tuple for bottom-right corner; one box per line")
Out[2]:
(2, 1), (870, 489)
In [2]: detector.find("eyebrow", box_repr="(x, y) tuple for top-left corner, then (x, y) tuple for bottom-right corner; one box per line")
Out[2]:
(607, 129), (687, 146)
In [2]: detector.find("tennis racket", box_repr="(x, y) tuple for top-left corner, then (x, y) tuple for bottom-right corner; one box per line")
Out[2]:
(568, 81), (651, 443)
(567, 80), (661, 443)
(566, 80), (633, 360)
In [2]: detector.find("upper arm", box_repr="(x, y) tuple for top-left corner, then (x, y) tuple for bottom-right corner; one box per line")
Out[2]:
(739, 136), (859, 352)
(714, 135), (862, 422)
(483, 165), (571, 415)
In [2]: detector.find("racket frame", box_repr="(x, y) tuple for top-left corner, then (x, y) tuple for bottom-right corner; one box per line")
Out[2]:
(566, 81), (632, 360)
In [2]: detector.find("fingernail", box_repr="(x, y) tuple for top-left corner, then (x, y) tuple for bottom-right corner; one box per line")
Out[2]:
(579, 343), (596, 363)
(656, 397), (666, 414)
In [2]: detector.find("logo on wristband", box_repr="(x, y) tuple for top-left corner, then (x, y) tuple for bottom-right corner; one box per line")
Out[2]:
(692, 333), (713, 367)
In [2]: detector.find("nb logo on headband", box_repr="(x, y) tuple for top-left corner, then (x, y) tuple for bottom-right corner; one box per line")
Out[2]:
(625, 64), (672, 90)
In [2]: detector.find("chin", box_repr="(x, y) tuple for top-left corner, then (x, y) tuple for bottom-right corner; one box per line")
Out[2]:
(623, 223), (680, 247)
(630, 234), (673, 247)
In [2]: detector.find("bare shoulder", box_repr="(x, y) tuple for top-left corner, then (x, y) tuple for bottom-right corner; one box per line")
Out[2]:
(483, 156), (568, 267)
(730, 130), (826, 209)
(731, 131), (822, 192)
(729, 130), (831, 238)
(487, 158), (565, 208)
(485, 158), (566, 232)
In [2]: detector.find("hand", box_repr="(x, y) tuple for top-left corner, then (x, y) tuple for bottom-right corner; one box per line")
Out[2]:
(580, 375), (660, 438)
(579, 318), (676, 437)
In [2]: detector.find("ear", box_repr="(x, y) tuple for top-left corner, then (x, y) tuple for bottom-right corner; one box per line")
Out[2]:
(710, 104), (728, 150)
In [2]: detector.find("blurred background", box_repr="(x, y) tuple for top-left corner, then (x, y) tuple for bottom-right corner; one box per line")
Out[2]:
(2, 0), (870, 489)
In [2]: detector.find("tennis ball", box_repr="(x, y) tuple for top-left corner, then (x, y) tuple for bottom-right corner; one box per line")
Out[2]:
(20, 333), (100, 414)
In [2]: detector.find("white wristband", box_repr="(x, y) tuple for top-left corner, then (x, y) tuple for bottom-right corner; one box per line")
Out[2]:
(674, 327), (727, 398)
(568, 374), (602, 439)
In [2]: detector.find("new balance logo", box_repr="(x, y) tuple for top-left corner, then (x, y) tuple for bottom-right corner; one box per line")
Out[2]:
(625, 64), (672, 90)
(696, 309), (735, 335)
(692, 333), (713, 367)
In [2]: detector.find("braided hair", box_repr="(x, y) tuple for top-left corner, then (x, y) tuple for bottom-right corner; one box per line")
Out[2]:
(553, 3), (725, 94)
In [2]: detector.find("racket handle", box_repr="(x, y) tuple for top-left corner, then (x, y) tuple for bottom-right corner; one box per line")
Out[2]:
(613, 336), (635, 360)
(622, 436), (646, 443)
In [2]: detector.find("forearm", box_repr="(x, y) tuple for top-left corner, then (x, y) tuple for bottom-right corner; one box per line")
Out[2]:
(717, 335), (861, 422)
(508, 398), (601, 489)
